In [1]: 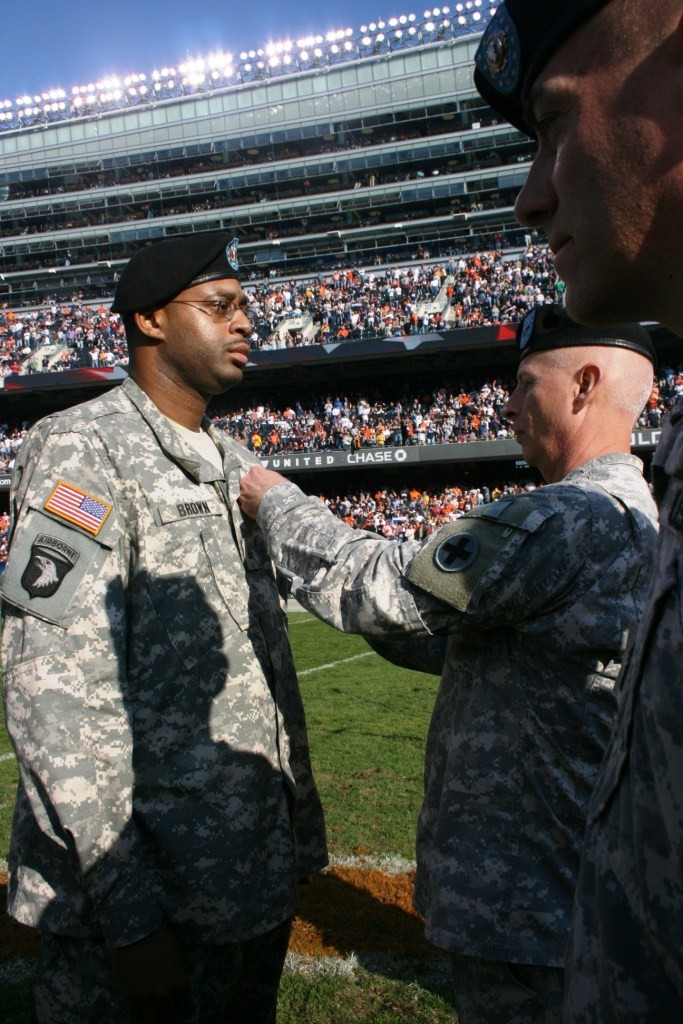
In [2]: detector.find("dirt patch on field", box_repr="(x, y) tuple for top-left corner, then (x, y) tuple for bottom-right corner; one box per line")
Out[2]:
(1, 863), (442, 966)
(292, 864), (437, 961)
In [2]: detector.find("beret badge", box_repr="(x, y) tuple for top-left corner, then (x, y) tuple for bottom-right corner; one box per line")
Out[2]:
(474, 4), (521, 95)
(519, 309), (537, 351)
(486, 31), (509, 74)
(226, 237), (239, 272)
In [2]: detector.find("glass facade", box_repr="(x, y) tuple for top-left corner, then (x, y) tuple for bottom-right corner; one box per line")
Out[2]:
(0, 34), (533, 305)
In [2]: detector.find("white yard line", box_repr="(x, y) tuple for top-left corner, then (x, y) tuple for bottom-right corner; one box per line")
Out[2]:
(328, 852), (416, 874)
(0, 947), (444, 989)
(284, 951), (359, 978)
(283, 950), (449, 985)
(297, 651), (375, 677)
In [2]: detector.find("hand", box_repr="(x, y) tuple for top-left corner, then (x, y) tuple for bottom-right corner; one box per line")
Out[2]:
(238, 466), (288, 519)
(110, 922), (193, 1023)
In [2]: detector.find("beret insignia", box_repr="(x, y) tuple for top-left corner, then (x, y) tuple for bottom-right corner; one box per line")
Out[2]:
(518, 310), (537, 351)
(475, 5), (521, 96)
(226, 237), (239, 272)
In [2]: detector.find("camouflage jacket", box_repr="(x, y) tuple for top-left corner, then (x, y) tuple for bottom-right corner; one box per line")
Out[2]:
(1, 377), (327, 947)
(256, 454), (657, 965)
(565, 407), (683, 1020)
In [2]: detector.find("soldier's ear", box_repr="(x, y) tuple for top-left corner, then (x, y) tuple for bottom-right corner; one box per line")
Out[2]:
(575, 364), (600, 407)
(133, 308), (166, 341)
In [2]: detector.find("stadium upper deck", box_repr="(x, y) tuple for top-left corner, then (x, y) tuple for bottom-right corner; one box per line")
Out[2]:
(0, 3), (537, 307)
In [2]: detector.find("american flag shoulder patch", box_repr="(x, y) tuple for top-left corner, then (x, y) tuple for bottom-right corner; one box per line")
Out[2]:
(44, 480), (113, 536)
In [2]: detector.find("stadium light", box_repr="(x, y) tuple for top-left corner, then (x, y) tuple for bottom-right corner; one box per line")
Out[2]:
(0, 6), (497, 130)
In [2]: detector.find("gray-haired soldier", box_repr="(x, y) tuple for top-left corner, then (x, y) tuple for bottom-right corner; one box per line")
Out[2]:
(239, 306), (658, 1024)
(1, 232), (327, 1024)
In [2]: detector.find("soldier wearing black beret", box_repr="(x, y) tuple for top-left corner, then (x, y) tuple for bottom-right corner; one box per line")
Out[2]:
(515, 303), (656, 366)
(475, 3), (683, 1021)
(474, 1), (615, 136)
(112, 231), (252, 418)
(237, 306), (659, 1024)
(110, 232), (241, 315)
(2, 232), (328, 1023)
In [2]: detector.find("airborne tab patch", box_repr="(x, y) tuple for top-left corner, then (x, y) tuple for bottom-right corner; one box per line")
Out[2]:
(44, 480), (113, 536)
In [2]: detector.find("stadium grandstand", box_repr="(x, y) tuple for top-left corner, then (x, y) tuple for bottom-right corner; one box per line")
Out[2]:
(0, 0), (678, 544)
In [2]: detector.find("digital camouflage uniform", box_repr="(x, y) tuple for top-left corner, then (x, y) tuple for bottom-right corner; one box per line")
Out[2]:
(254, 455), (657, 1008)
(1, 378), (327, 1004)
(565, 406), (683, 1022)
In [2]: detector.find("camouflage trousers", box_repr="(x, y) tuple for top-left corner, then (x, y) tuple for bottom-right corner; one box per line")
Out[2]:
(34, 917), (292, 1024)
(450, 953), (563, 1024)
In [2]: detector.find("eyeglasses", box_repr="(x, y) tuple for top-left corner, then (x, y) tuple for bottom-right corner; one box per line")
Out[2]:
(169, 298), (247, 323)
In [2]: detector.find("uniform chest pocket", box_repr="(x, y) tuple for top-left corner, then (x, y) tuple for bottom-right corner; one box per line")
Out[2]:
(143, 518), (247, 670)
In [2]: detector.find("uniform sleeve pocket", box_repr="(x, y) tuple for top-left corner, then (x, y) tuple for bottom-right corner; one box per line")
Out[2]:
(1, 508), (114, 628)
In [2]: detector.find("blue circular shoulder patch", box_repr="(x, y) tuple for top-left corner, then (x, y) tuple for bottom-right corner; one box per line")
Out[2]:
(434, 533), (479, 573)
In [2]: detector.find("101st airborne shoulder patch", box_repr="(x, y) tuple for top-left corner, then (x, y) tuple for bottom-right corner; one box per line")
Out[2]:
(21, 533), (80, 599)
(44, 480), (113, 536)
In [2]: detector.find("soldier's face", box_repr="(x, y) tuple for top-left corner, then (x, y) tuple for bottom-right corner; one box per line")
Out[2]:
(157, 279), (252, 398)
(503, 352), (578, 483)
(514, 8), (682, 333)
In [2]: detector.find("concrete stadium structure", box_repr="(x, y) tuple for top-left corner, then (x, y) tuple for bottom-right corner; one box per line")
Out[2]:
(0, 3), (529, 306)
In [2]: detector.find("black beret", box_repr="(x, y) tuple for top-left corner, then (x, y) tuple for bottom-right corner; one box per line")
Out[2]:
(474, 0), (613, 134)
(517, 304), (656, 365)
(111, 232), (240, 314)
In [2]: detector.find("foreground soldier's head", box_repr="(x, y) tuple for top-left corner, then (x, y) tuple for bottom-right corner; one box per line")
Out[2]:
(474, 0), (683, 334)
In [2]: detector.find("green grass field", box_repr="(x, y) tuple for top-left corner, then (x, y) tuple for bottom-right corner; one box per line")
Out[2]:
(1, 612), (455, 1023)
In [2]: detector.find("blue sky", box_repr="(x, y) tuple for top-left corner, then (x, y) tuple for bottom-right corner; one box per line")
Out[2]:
(2, 1), (423, 101)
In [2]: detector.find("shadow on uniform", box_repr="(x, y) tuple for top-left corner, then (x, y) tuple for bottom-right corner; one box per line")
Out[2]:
(16, 573), (297, 1022)
(12, 569), (450, 1019)
(365, 635), (448, 677)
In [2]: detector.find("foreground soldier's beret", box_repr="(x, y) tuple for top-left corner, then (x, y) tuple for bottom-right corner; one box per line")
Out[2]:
(517, 305), (656, 364)
(111, 232), (240, 314)
(473, 0), (613, 134)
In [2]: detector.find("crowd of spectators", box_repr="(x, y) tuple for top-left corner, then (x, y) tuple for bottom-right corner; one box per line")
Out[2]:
(0, 248), (564, 375)
(0, 370), (679, 479)
(215, 369), (679, 455)
(0, 509), (8, 569)
(242, 246), (564, 345)
(213, 379), (515, 454)
(318, 480), (537, 541)
(0, 364), (680, 571)
(0, 302), (127, 376)
(2, 108), (535, 265)
(3, 116), (513, 206)
(0, 422), (30, 479)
